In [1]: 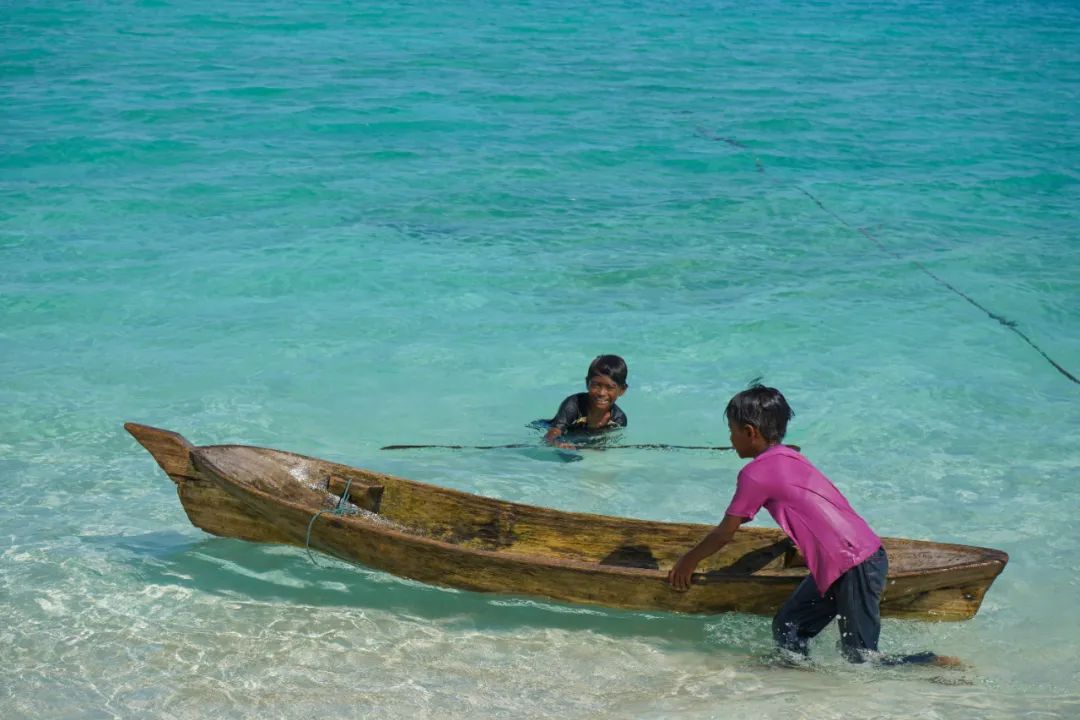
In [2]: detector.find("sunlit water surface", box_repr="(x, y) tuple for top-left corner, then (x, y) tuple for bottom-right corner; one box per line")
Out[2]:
(2, 1), (1078, 718)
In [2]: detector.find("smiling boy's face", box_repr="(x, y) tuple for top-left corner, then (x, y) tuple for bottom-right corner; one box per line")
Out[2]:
(585, 373), (625, 410)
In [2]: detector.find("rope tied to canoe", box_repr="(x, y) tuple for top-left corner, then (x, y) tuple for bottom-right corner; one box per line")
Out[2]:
(304, 477), (354, 566)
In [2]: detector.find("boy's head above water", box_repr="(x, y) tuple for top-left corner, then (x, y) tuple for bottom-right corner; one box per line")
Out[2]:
(585, 354), (628, 412)
(724, 384), (794, 458)
(586, 354), (628, 389)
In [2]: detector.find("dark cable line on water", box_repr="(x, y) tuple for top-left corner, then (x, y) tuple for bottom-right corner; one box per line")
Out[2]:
(381, 443), (733, 451)
(698, 129), (1078, 386)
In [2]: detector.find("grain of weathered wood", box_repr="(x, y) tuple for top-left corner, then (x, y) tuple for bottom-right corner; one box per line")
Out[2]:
(125, 423), (1008, 620)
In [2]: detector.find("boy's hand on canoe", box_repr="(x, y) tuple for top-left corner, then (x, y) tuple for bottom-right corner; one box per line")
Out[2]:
(668, 516), (743, 591)
(667, 554), (698, 592)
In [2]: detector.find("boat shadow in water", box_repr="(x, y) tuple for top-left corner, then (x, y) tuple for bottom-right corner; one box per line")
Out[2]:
(101, 530), (750, 649)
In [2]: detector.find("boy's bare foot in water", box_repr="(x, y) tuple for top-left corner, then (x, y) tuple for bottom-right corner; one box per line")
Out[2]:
(931, 655), (965, 669)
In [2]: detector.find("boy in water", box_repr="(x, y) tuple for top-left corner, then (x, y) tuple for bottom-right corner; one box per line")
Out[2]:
(668, 385), (959, 667)
(543, 354), (628, 450)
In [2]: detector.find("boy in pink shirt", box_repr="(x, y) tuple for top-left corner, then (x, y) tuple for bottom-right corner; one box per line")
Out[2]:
(668, 385), (956, 666)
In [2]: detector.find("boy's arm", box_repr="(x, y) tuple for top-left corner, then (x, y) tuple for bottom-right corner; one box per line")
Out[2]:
(544, 395), (580, 448)
(544, 425), (575, 449)
(667, 514), (746, 591)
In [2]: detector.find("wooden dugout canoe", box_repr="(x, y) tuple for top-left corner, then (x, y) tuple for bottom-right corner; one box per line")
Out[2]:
(126, 423), (1008, 621)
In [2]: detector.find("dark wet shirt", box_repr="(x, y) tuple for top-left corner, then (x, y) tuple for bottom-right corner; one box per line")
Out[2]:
(549, 393), (627, 434)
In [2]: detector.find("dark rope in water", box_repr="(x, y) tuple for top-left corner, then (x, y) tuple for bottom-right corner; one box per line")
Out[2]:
(381, 443), (733, 451)
(699, 129), (1079, 386)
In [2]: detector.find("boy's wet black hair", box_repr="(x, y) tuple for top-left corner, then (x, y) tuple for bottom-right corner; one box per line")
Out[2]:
(587, 354), (628, 388)
(724, 384), (794, 443)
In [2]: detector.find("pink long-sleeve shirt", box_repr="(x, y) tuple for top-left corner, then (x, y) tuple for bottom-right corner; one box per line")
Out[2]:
(724, 445), (881, 595)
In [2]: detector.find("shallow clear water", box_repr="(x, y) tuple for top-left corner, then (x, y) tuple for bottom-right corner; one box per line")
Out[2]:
(2, 1), (1078, 717)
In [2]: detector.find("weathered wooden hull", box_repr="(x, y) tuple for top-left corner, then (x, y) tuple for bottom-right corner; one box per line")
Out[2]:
(126, 423), (1008, 620)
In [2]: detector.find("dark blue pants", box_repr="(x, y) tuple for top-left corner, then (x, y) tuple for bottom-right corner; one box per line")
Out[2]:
(772, 546), (887, 663)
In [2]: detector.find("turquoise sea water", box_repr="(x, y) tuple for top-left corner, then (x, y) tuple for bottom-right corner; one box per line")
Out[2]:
(3, 0), (1078, 717)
